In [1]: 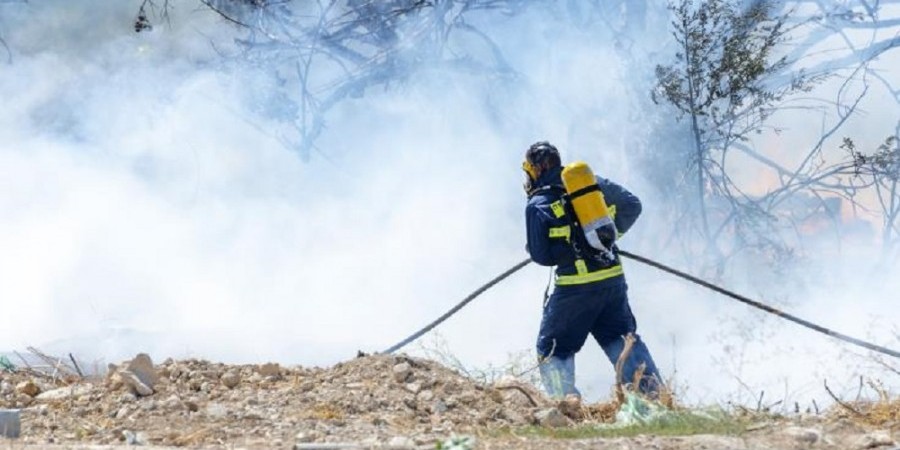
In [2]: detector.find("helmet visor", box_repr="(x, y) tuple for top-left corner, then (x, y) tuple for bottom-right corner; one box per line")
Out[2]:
(522, 160), (539, 194)
(522, 160), (539, 181)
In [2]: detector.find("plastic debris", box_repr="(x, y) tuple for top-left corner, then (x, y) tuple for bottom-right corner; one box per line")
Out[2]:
(436, 435), (476, 450)
(0, 409), (21, 438)
(0, 356), (14, 373)
(615, 393), (668, 425)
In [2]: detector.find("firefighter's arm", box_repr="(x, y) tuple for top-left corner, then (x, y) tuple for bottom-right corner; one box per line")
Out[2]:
(599, 178), (642, 236)
(525, 202), (556, 266)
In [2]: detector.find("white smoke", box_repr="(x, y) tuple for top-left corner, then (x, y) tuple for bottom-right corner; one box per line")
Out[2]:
(0, 1), (898, 407)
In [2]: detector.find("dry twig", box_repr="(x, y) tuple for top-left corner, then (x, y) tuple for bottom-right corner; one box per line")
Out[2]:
(614, 333), (637, 403)
(494, 385), (541, 408)
(824, 379), (865, 417)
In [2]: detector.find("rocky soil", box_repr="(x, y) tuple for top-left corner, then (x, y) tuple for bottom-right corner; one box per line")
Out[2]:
(1, 353), (898, 450)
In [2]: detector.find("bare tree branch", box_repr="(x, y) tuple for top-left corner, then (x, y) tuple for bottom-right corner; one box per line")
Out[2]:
(0, 34), (10, 64)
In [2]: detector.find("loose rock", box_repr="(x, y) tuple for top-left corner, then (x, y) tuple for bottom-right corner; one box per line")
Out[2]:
(534, 408), (568, 428)
(855, 430), (895, 449)
(221, 371), (240, 389)
(15, 380), (39, 397)
(258, 363), (281, 378)
(392, 363), (412, 383)
(783, 426), (821, 444)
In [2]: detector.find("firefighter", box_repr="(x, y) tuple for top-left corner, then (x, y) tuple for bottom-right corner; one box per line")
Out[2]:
(522, 141), (660, 399)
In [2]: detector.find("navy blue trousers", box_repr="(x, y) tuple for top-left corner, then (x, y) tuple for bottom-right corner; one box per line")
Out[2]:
(536, 278), (660, 395)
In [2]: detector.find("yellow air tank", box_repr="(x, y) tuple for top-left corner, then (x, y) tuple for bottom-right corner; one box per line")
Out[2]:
(561, 162), (617, 255)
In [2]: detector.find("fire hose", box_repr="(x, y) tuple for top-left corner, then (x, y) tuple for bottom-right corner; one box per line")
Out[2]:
(382, 250), (900, 359)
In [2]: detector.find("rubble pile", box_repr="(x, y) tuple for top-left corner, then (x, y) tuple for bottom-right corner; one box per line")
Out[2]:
(0, 353), (584, 447)
(2, 353), (900, 449)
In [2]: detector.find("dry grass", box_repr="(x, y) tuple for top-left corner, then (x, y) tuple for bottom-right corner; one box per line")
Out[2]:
(307, 403), (345, 421)
(826, 378), (900, 426)
(857, 398), (900, 425)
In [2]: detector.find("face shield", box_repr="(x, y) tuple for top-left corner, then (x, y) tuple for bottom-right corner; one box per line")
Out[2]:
(522, 160), (539, 195)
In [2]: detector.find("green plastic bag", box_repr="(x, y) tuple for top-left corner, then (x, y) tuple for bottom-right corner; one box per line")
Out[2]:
(608, 393), (721, 429)
(0, 356), (15, 373)
(436, 435), (476, 450)
(615, 392), (669, 425)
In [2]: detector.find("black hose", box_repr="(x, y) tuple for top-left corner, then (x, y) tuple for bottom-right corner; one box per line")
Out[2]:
(618, 249), (900, 359)
(381, 250), (900, 360)
(382, 258), (533, 354)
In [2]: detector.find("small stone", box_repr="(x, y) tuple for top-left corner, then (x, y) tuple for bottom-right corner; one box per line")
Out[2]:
(392, 363), (412, 383)
(534, 408), (568, 428)
(140, 400), (157, 411)
(432, 399), (449, 415)
(855, 431), (894, 449)
(258, 363), (281, 378)
(502, 409), (529, 425)
(115, 407), (130, 420)
(221, 371), (240, 389)
(15, 381), (40, 397)
(106, 372), (125, 391)
(162, 395), (182, 411)
(15, 394), (32, 407)
(36, 385), (92, 401)
(119, 371), (154, 397)
(404, 382), (422, 394)
(294, 431), (317, 443)
(417, 390), (435, 402)
(557, 395), (583, 420)
(388, 436), (416, 447)
(501, 389), (536, 408)
(0, 381), (13, 395)
(183, 400), (199, 413)
(745, 422), (770, 432)
(783, 426), (820, 444)
(206, 402), (228, 419)
(122, 429), (147, 445)
(126, 353), (159, 390)
(340, 435), (369, 448)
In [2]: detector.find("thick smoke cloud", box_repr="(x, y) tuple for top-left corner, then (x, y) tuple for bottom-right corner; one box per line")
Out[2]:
(0, 1), (897, 405)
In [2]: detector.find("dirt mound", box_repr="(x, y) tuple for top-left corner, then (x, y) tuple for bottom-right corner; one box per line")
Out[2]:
(4, 353), (897, 449)
(0, 353), (569, 447)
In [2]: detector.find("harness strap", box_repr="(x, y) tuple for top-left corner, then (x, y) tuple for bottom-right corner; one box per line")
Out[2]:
(574, 259), (588, 275)
(568, 184), (601, 200)
(543, 185), (625, 286)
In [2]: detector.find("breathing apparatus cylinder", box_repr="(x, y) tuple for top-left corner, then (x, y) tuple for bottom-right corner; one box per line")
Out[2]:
(561, 162), (617, 257)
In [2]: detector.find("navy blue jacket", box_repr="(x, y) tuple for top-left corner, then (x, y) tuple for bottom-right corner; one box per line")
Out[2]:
(525, 166), (642, 281)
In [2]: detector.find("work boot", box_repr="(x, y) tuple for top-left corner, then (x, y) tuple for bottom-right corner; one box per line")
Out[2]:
(538, 355), (580, 399)
(600, 334), (661, 398)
